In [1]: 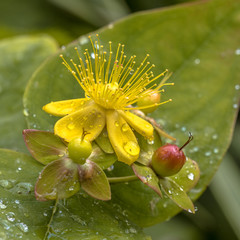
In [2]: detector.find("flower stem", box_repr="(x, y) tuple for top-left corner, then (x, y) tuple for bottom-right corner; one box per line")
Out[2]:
(108, 175), (138, 183)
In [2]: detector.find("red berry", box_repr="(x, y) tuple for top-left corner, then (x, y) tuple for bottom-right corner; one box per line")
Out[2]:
(151, 133), (193, 177)
(151, 144), (186, 177)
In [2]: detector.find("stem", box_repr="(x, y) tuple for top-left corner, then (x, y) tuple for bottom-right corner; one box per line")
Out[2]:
(108, 175), (138, 183)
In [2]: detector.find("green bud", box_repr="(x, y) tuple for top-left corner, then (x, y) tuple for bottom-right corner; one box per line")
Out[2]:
(137, 90), (161, 114)
(68, 137), (92, 164)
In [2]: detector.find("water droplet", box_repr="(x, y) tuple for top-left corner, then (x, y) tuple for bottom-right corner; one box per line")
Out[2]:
(32, 114), (36, 118)
(108, 23), (114, 29)
(213, 148), (219, 154)
(17, 222), (28, 232)
(61, 45), (66, 50)
(147, 139), (154, 145)
(69, 186), (74, 191)
(91, 53), (95, 59)
(235, 48), (240, 55)
(15, 200), (20, 204)
(43, 212), (48, 217)
(194, 206), (198, 212)
(129, 227), (137, 234)
(233, 103), (238, 109)
(0, 200), (7, 209)
(6, 212), (15, 222)
(107, 165), (114, 171)
(181, 126), (186, 132)
(194, 58), (200, 64)
(121, 123), (129, 132)
(0, 180), (13, 189)
(130, 69), (134, 75)
(79, 36), (88, 45)
(23, 109), (29, 117)
(17, 167), (22, 171)
(67, 122), (75, 130)
(205, 151), (211, 157)
(146, 174), (152, 181)
(188, 209), (193, 213)
(168, 190), (172, 194)
(212, 134), (218, 140)
(123, 141), (140, 156)
(114, 121), (119, 127)
(235, 84), (240, 90)
(187, 173), (195, 181)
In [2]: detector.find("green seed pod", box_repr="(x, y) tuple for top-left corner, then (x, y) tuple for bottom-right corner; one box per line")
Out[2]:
(68, 137), (92, 164)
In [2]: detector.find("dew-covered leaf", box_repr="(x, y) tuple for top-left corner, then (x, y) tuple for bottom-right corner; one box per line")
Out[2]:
(159, 177), (195, 213)
(35, 158), (80, 201)
(23, 129), (67, 165)
(88, 143), (116, 169)
(0, 149), (149, 239)
(169, 158), (200, 192)
(24, 0), (240, 227)
(0, 35), (58, 153)
(79, 160), (111, 201)
(132, 163), (162, 198)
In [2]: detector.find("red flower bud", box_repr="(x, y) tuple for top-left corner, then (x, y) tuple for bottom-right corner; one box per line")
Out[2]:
(151, 133), (193, 177)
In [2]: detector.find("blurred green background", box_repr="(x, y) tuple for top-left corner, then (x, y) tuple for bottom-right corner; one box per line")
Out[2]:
(0, 0), (239, 239)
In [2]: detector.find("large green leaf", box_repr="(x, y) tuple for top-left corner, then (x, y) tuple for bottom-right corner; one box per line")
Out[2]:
(0, 35), (58, 153)
(0, 149), (149, 239)
(24, 0), (240, 227)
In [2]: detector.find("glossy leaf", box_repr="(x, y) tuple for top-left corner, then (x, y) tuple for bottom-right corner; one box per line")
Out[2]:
(24, 0), (240, 226)
(0, 149), (149, 239)
(88, 143), (116, 169)
(0, 35), (58, 152)
(35, 158), (80, 201)
(132, 163), (162, 198)
(95, 127), (114, 154)
(169, 158), (200, 192)
(79, 160), (111, 201)
(159, 177), (195, 213)
(23, 129), (67, 165)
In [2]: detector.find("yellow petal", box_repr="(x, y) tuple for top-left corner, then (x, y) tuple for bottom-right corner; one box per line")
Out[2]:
(43, 98), (91, 117)
(106, 110), (140, 165)
(118, 110), (154, 139)
(54, 103), (105, 142)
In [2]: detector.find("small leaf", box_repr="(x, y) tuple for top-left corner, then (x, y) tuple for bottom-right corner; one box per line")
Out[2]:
(35, 158), (80, 201)
(169, 158), (200, 192)
(78, 160), (111, 201)
(95, 127), (114, 153)
(132, 163), (162, 198)
(88, 143), (116, 169)
(23, 129), (67, 165)
(159, 177), (195, 213)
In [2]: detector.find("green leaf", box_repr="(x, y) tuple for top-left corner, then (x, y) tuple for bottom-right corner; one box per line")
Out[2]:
(0, 0), (95, 44)
(159, 177), (195, 213)
(24, 0), (240, 226)
(79, 160), (111, 201)
(35, 158), (80, 200)
(0, 149), (149, 239)
(0, 35), (58, 153)
(23, 130), (67, 165)
(88, 143), (116, 169)
(132, 163), (162, 198)
(169, 158), (200, 192)
(95, 127), (114, 154)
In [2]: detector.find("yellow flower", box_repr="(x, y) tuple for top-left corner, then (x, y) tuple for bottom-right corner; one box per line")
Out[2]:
(43, 35), (173, 165)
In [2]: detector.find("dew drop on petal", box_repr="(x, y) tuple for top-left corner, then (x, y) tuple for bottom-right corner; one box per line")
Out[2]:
(67, 122), (75, 130)
(123, 141), (140, 156)
(114, 121), (119, 127)
(121, 123), (129, 132)
(213, 148), (219, 154)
